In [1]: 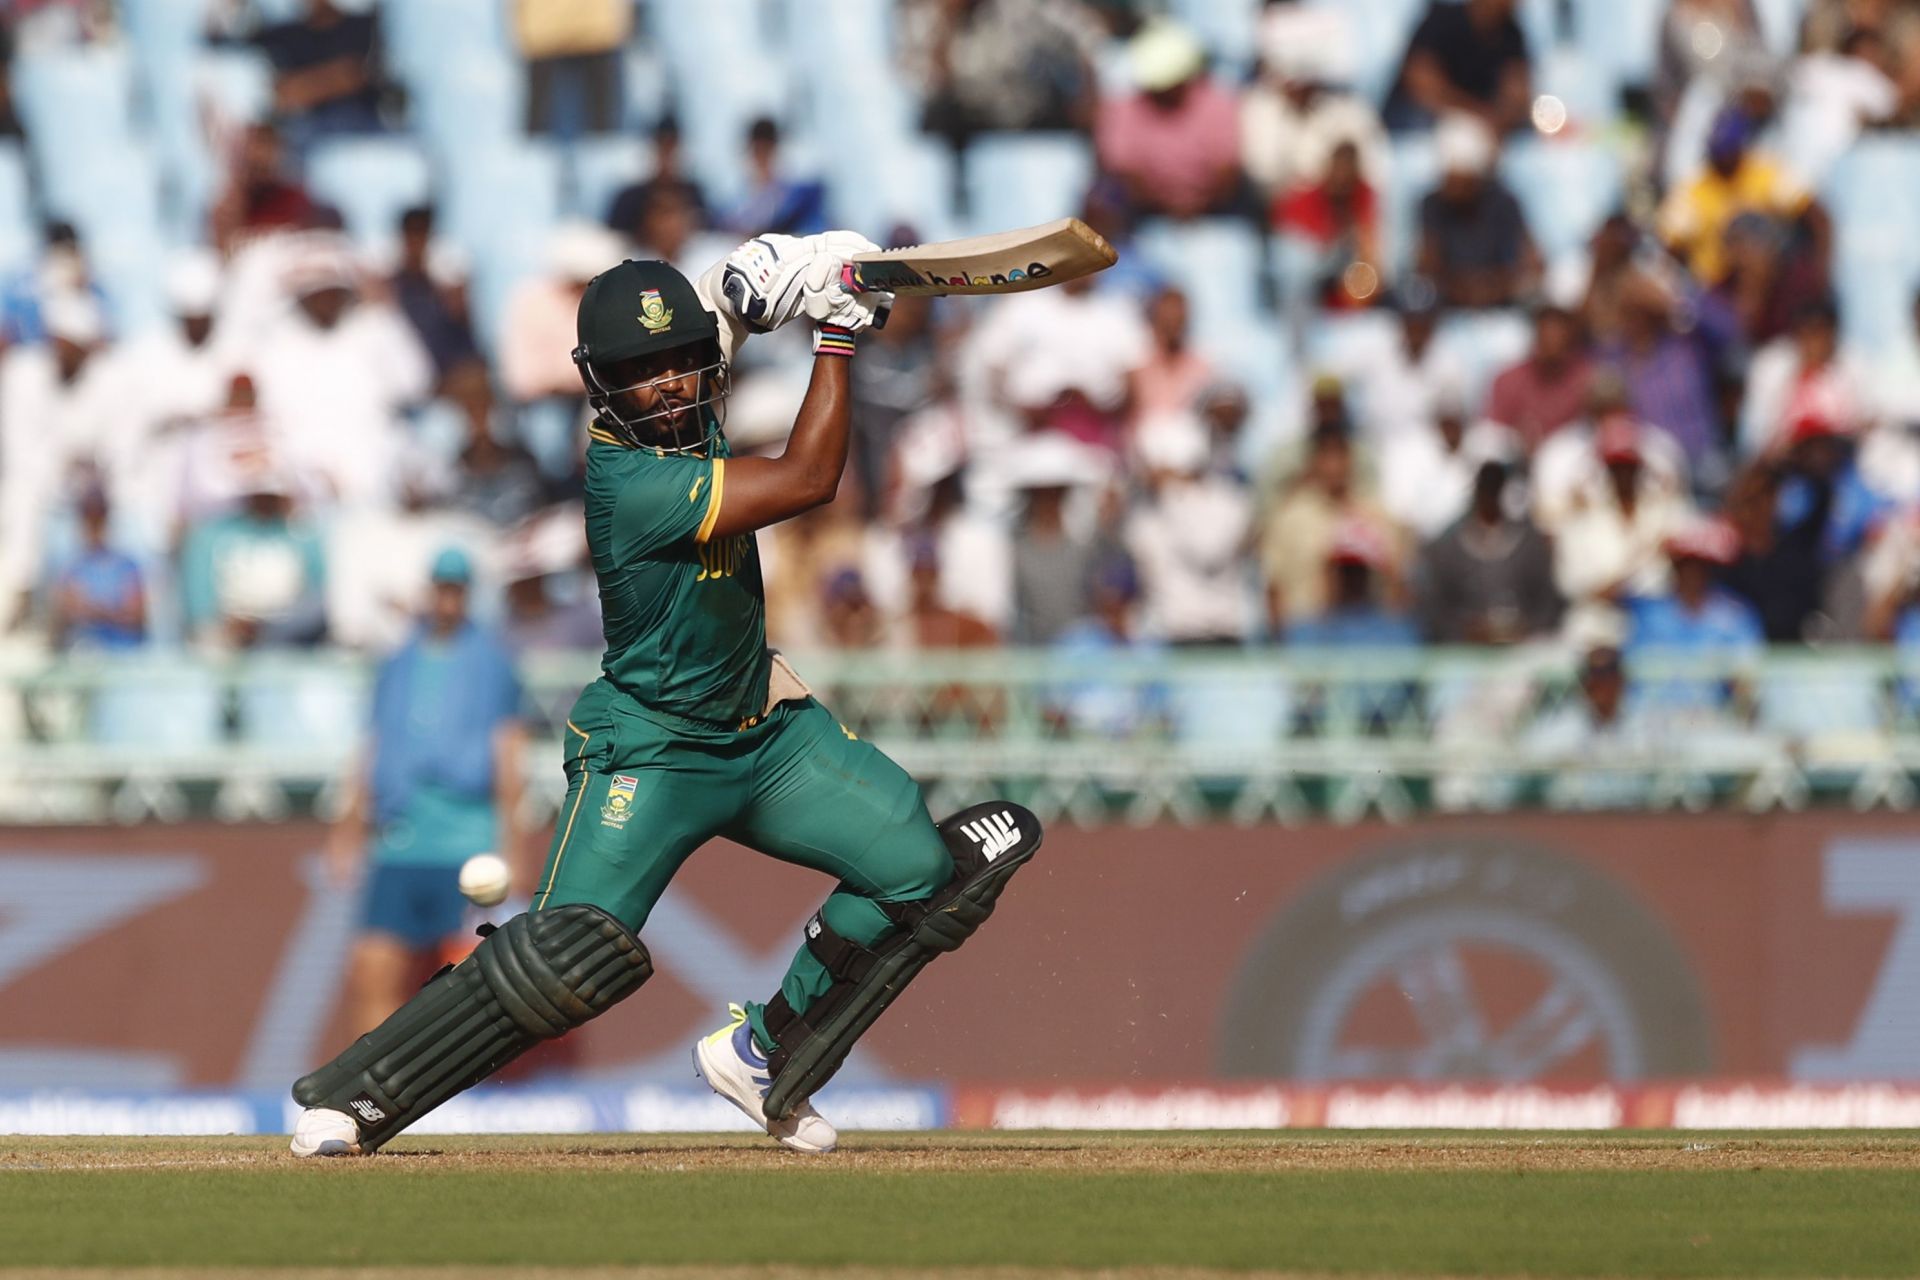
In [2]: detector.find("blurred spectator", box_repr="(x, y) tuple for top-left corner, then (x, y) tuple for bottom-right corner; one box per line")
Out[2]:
(1127, 414), (1254, 646)
(1741, 297), (1871, 456)
(1557, 212), (1640, 348)
(1347, 281), (1467, 440)
(388, 206), (478, 385)
(0, 292), (115, 617)
(47, 486), (144, 651)
(1522, 646), (1661, 807)
(180, 467), (328, 650)
(251, 242), (432, 508)
(1624, 518), (1764, 711)
(210, 122), (317, 255)
(329, 547), (526, 1035)
(869, 417), (1014, 633)
(850, 293), (938, 521)
(1273, 140), (1384, 310)
(1415, 460), (1561, 644)
(1803, 0), (1920, 118)
(761, 500), (869, 649)
(0, 221), (110, 348)
(499, 505), (598, 655)
(1260, 424), (1400, 631)
(1713, 210), (1829, 347)
(0, 26), (19, 139)
(1047, 553), (1169, 738)
(1417, 114), (1539, 310)
(1720, 462), (1829, 641)
(440, 363), (547, 528)
(1286, 520), (1421, 647)
(1785, 28), (1907, 183)
(1657, 1), (1768, 127)
(624, 186), (730, 283)
(899, 538), (998, 649)
(606, 117), (710, 235)
(109, 252), (232, 547)
(513, 0), (628, 138)
(1008, 436), (1110, 645)
(1533, 376), (1693, 530)
(1387, 0), (1533, 134)
(901, 0), (1100, 166)
(1772, 411), (1896, 565)
(1379, 390), (1518, 538)
(500, 222), (622, 407)
(821, 566), (885, 648)
(1550, 413), (1695, 615)
(1130, 286), (1214, 429)
(723, 117), (828, 237)
(1657, 107), (1829, 289)
(255, 0), (389, 149)
(969, 272), (1147, 453)
(1595, 270), (1724, 467)
(1241, 4), (1384, 201)
(1484, 305), (1595, 451)
(1095, 21), (1244, 221)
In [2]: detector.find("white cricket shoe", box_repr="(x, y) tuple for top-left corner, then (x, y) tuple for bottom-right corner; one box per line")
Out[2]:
(692, 1003), (837, 1154)
(289, 1107), (363, 1157)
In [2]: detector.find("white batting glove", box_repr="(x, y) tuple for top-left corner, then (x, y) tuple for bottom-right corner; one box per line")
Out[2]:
(717, 233), (825, 334)
(801, 231), (892, 342)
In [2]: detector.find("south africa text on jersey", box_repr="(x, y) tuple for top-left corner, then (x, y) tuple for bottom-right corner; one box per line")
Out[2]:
(696, 534), (751, 582)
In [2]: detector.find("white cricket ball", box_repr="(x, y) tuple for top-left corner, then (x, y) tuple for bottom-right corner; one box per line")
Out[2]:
(458, 853), (511, 907)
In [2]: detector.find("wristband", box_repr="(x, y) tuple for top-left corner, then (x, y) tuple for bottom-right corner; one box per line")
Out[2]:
(812, 324), (858, 358)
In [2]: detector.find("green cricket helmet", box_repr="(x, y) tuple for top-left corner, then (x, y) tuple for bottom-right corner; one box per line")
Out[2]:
(572, 258), (731, 454)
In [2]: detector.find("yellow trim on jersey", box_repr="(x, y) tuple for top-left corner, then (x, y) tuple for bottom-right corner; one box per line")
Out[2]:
(537, 723), (594, 908)
(694, 457), (725, 544)
(586, 425), (625, 448)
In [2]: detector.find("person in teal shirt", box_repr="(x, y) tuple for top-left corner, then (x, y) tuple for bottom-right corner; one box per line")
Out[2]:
(329, 548), (527, 1037)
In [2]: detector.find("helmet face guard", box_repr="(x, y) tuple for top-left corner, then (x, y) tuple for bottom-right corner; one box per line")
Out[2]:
(576, 344), (732, 456)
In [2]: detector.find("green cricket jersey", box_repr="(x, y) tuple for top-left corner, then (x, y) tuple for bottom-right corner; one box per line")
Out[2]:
(579, 423), (770, 727)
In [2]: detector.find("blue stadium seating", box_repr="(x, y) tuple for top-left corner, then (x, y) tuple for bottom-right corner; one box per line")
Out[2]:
(1311, 0), (1426, 105)
(87, 670), (223, 752)
(0, 143), (34, 277)
(821, 133), (960, 244)
(1823, 137), (1920, 351)
(413, 53), (524, 164)
(1500, 136), (1623, 263)
(236, 667), (364, 753)
(1569, 0), (1665, 87)
(306, 137), (434, 248)
(383, 0), (512, 86)
(1133, 218), (1265, 351)
(963, 134), (1096, 235)
(1381, 129), (1439, 277)
(13, 46), (136, 177)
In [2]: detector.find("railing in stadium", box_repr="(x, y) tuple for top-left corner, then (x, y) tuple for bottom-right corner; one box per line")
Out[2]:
(2, 648), (1919, 825)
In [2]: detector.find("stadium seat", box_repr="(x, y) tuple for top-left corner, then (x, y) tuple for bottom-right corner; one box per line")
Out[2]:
(236, 667), (365, 754)
(12, 45), (135, 159)
(566, 135), (653, 225)
(1823, 138), (1920, 351)
(1311, 0), (1426, 104)
(1133, 219), (1266, 351)
(962, 134), (1096, 236)
(1570, 0), (1665, 87)
(1168, 0), (1262, 71)
(1501, 136), (1624, 262)
(1434, 309), (1532, 409)
(823, 132), (960, 244)
(384, 0), (512, 85)
(414, 54), (525, 164)
(306, 137), (435, 248)
(0, 142), (34, 278)
(1750, 0), (1810, 57)
(441, 139), (562, 259)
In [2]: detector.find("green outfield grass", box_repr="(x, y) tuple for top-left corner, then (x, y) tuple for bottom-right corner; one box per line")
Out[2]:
(6, 1132), (1920, 1277)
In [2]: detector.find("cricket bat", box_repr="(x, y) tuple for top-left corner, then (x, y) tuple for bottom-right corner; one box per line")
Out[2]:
(842, 217), (1117, 296)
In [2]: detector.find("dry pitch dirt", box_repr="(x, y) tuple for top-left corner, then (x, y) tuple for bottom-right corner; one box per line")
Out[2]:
(6, 1129), (1920, 1174)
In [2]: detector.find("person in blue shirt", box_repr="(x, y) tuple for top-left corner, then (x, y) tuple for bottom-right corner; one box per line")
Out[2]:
(1288, 522), (1421, 733)
(329, 548), (528, 1036)
(48, 486), (144, 651)
(722, 117), (828, 237)
(1624, 518), (1764, 712)
(1047, 552), (1170, 738)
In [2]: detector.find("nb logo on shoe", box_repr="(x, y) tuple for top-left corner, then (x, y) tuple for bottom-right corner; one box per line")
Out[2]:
(348, 1096), (387, 1125)
(961, 810), (1020, 862)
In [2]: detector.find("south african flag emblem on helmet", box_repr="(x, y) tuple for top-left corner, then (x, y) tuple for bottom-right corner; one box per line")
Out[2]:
(638, 288), (673, 333)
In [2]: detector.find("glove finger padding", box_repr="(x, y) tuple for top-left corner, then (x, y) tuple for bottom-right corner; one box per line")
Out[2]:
(719, 234), (816, 333)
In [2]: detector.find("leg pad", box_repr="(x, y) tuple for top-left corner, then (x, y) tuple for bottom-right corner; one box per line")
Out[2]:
(293, 903), (650, 1151)
(761, 802), (1041, 1121)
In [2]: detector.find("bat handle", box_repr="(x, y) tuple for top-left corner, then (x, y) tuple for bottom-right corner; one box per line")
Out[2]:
(841, 262), (864, 293)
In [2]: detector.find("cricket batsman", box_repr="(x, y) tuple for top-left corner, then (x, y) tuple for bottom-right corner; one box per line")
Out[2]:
(290, 232), (1040, 1156)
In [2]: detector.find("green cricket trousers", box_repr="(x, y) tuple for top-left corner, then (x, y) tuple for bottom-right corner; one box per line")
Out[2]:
(532, 678), (952, 1052)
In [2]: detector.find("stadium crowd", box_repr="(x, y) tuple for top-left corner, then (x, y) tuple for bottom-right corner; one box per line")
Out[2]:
(5, 0), (1920, 741)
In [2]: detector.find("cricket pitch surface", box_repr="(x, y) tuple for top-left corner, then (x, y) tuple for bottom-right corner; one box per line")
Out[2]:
(8, 1131), (1920, 1277)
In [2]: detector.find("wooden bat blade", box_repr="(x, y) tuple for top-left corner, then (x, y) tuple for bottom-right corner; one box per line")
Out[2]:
(843, 217), (1118, 296)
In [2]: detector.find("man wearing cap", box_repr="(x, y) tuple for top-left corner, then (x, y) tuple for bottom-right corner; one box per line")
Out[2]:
(293, 230), (1042, 1159)
(328, 547), (525, 1037)
(1623, 519), (1764, 713)
(1095, 19), (1244, 220)
(1658, 106), (1828, 288)
(1416, 112), (1539, 309)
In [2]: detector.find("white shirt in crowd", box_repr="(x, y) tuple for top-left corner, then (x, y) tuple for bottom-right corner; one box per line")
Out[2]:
(1531, 420), (1690, 533)
(1378, 419), (1520, 540)
(250, 300), (433, 509)
(1126, 472), (1254, 642)
(1549, 473), (1694, 605)
(0, 345), (119, 600)
(1739, 336), (1876, 455)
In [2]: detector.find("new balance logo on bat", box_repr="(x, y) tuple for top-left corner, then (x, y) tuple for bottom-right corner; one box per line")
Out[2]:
(349, 1096), (387, 1125)
(961, 811), (1021, 862)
